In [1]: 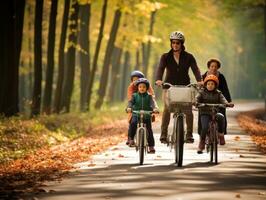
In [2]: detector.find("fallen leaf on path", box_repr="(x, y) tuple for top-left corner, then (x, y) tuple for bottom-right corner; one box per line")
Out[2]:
(239, 155), (244, 158)
(88, 163), (96, 167)
(234, 136), (240, 141)
(235, 193), (241, 198)
(111, 147), (119, 151)
(258, 192), (266, 195)
(118, 154), (124, 158)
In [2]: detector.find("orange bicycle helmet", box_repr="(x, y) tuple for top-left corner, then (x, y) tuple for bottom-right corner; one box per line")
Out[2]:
(204, 74), (219, 86)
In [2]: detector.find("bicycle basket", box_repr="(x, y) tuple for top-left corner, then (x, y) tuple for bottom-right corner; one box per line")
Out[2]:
(166, 86), (193, 108)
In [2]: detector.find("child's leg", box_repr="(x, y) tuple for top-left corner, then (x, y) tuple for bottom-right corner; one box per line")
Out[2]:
(216, 113), (226, 145)
(129, 116), (138, 140)
(216, 113), (225, 133)
(145, 119), (155, 147)
(200, 114), (211, 139)
(197, 114), (210, 153)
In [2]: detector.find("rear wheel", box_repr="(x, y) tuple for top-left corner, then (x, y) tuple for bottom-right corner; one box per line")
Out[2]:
(175, 116), (184, 167)
(139, 129), (145, 165)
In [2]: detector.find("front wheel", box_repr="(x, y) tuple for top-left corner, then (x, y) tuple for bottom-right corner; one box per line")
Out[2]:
(175, 116), (184, 167)
(139, 129), (145, 165)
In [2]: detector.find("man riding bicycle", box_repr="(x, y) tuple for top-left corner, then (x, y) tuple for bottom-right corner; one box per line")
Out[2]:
(155, 31), (202, 144)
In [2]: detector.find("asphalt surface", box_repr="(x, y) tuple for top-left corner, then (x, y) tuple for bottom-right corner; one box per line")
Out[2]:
(36, 102), (266, 200)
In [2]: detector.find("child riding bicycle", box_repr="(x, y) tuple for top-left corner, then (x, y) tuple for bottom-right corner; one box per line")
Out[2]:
(126, 78), (159, 153)
(126, 70), (156, 145)
(195, 74), (234, 154)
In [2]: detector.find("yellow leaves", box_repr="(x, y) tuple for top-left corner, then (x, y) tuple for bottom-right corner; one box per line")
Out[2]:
(135, 1), (167, 18)
(142, 35), (162, 44)
(237, 109), (266, 153)
(78, 0), (92, 5)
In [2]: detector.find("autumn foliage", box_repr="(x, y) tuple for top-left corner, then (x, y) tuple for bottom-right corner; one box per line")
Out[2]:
(237, 109), (266, 153)
(0, 115), (127, 199)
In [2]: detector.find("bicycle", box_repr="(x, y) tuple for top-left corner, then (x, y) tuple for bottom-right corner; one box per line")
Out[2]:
(132, 110), (154, 165)
(196, 103), (229, 164)
(160, 83), (200, 167)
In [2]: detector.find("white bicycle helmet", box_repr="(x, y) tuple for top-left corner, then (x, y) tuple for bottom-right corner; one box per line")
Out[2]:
(169, 31), (185, 43)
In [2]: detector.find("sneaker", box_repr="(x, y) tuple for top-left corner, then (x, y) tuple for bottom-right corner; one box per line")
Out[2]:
(160, 134), (168, 144)
(185, 133), (194, 143)
(129, 140), (135, 147)
(219, 134), (225, 145)
(197, 138), (205, 154)
(148, 146), (156, 154)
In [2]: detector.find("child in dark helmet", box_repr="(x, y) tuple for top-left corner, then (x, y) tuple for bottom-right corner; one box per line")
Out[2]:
(126, 70), (156, 145)
(126, 78), (159, 153)
(195, 74), (234, 154)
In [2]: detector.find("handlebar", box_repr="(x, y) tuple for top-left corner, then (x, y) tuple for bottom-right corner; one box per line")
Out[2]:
(196, 103), (227, 108)
(132, 110), (154, 115)
(156, 82), (201, 89)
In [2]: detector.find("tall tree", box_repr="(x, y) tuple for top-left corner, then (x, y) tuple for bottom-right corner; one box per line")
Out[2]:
(61, 0), (79, 112)
(120, 51), (131, 101)
(78, 2), (91, 111)
(31, 0), (43, 116)
(109, 46), (123, 102)
(0, 0), (25, 116)
(54, 0), (70, 113)
(95, 7), (122, 109)
(87, 0), (108, 110)
(142, 10), (156, 76)
(43, 0), (58, 114)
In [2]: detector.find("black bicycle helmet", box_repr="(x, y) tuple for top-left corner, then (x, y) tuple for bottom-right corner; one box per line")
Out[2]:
(130, 70), (144, 80)
(135, 78), (150, 89)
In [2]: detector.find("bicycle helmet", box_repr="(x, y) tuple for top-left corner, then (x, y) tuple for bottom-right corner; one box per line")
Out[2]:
(169, 31), (185, 43)
(135, 78), (150, 89)
(204, 74), (219, 86)
(130, 70), (145, 80)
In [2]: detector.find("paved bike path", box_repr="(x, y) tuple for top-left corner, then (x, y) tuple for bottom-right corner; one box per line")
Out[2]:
(36, 102), (266, 200)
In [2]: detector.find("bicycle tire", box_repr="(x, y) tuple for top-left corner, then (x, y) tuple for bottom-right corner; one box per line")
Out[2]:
(214, 132), (218, 164)
(139, 129), (145, 165)
(175, 116), (184, 167)
(210, 143), (214, 162)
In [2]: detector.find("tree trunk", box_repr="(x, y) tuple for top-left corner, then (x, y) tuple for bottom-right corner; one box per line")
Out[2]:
(120, 51), (131, 101)
(31, 0), (43, 116)
(135, 48), (140, 70)
(87, 0), (108, 110)
(143, 10), (156, 77)
(27, 4), (33, 101)
(61, 0), (79, 112)
(0, 1), (25, 116)
(78, 3), (91, 111)
(263, 0), (266, 47)
(95, 8), (122, 109)
(43, 0), (58, 114)
(19, 61), (26, 112)
(54, 0), (70, 113)
(109, 46), (123, 102)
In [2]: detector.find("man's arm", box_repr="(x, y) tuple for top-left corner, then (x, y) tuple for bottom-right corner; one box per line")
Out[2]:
(190, 54), (202, 83)
(155, 54), (167, 86)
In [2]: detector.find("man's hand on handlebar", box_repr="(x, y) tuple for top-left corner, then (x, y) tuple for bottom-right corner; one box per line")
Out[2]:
(155, 80), (163, 86)
(126, 107), (132, 113)
(153, 108), (159, 114)
(227, 103), (234, 108)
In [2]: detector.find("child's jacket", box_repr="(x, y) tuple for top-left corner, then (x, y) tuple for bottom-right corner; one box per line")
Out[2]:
(127, 92), (158, 120)
(196, 88), (228, 115)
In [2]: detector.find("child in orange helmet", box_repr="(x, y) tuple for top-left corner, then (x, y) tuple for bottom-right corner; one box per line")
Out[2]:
(195, 74), (234, 154)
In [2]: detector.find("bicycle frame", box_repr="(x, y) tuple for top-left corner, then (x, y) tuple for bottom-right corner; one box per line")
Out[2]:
(197, 103), (226, 164)
(160, 82), (200, 167)
(132, 110), (153, 165)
